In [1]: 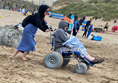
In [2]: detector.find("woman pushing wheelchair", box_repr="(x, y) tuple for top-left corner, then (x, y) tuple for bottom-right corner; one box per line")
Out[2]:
(54, 20), (104, 64)
(12, 5), (50, 60)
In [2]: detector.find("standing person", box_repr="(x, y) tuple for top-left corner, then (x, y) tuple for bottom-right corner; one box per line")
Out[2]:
(22, 8), (25, 15)
(12, 8), (14, 11)
(19, 8), (21, 12)
(73, 18), (81, 36)
(12, 5), (50, 60)
(82, 15), (86, 23)
(92, 16), (94, 20)
(79, 18), (83, 25)
(114, 20), (117, 25)
(74, 14), (78, 23)
(95, 17), (97, 21)
(68, 13), (72, 19)
(61, 16), (71, 23)
(82, 18), (93, 38)
(104, 23), (108, 31)
(87, 24), (93, 38)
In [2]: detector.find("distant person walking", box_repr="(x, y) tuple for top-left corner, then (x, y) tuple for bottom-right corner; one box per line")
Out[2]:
(82, 18), (93, 38)
(12, 5), (50, 60)
(73, 18), (81, 36)
(79, 18), (83, 25)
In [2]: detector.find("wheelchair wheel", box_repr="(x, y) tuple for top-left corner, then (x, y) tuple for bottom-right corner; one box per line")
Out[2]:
(62, 55), (70, 66)
(81, 61), (90, 71)
(44, 52), (63, 69)
(75, 63), (87, 74)
(87, 64), (90, 71)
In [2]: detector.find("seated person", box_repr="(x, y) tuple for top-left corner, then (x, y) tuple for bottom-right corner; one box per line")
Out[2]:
(54, 20), (104, 64)
(104, 23), (108, 31)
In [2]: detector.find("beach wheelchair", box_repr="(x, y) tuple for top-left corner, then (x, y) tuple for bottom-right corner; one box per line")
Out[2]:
(43, 26), (94, 74)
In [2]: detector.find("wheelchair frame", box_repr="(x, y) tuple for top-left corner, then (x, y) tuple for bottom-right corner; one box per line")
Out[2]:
(44, 25), (94, 74)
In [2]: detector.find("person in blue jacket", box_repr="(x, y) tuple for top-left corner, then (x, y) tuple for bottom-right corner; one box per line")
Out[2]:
(12, 5), (50, 60)
(74, 14), (78, 23)
(73, 18), (81, 36)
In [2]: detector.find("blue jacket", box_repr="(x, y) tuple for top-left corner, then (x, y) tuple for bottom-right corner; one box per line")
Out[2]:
(74, 20), (80, 31)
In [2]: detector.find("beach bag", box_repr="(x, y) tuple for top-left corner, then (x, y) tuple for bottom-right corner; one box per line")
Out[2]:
(92, 36), (103, 41)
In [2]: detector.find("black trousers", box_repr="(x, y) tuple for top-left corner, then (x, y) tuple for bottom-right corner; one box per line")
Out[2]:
(82, 28), (87, 37)
(73, 27), (79, 36)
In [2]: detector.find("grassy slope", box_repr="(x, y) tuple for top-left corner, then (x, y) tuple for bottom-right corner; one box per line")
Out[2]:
(53, 0), (80, 6)
(53, 0), (118, 21)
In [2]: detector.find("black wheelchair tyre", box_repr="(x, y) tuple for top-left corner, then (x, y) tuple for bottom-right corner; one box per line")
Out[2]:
(62, 55), (70, 66)
(44, 52), (63, 69)
(81, 61), (90, 71)
(87, 64), (90, 71)
(75, 63), (87, 74)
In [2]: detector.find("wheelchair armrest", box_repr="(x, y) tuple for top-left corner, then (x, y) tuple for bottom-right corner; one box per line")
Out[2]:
(51, 34), (55, 37)
(74, 51), (81, 56)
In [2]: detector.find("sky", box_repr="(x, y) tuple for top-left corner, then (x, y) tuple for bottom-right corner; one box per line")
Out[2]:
(53, 0), (57, 2)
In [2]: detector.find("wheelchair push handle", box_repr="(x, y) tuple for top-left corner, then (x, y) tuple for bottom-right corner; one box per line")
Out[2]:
(48, 25), (57, 32)
(48, 25), (54, 32)
(47, 25), (55, 48)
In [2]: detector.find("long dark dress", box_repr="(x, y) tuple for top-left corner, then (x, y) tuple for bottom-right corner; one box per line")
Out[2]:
(17, 24), (38, 53)
(17, 5), (49, 53)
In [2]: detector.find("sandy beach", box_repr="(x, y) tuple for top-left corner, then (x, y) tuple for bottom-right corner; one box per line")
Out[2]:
(0, 9), (118, 83)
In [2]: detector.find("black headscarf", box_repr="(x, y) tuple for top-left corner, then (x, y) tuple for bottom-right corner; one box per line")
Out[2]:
(38, 5), (49, 18)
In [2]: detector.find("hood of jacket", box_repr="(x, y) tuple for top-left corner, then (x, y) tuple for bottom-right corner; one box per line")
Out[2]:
(38, 5), (49, 18)
(58, 20), (69, 31)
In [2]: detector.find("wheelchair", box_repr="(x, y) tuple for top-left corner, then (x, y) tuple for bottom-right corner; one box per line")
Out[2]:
(43, 26), (94, 74)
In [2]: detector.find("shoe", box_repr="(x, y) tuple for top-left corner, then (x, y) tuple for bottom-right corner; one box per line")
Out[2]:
(90, 58), (104, 64)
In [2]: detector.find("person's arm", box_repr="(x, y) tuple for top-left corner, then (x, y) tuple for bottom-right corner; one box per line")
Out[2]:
(34, 16), (48, 32)
(86, 21), (90, 29)
(92, 26), (94, 31)
(42, 20), (49, 29)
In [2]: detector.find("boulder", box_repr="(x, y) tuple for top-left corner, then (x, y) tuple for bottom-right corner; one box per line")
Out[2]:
(0, 25), (22, 47)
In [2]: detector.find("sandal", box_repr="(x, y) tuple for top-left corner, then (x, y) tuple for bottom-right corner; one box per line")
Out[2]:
(90, 58), (104, 64)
